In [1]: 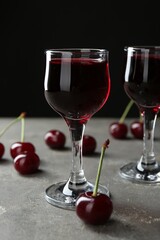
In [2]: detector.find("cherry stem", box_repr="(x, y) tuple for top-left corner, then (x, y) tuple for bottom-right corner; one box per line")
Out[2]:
(139, 113), (143, 123)
(0, 112), (26, 138)
(92, 139), (110, 197)
(119, 100), (134, 123)
(21, 114), (25, 142)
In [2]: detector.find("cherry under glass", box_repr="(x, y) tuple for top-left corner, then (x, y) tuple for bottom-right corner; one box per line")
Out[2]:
(44, 49), (111, 210)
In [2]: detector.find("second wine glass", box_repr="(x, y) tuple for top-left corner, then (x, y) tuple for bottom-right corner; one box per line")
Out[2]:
(120, 46), (160, 183)
(44, 48), (111, 210)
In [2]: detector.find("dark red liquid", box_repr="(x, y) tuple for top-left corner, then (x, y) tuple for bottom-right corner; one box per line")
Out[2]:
(124, 54), (160, 112)
(45, 58), (110, 121)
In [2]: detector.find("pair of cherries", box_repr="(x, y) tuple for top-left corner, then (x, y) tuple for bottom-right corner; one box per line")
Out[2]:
(109, 100), (143, 140)
(109, 120), (143, 139)
(0, 141), (40, 176)
(10, 142), (40, 175)
(44, 130), (97, 155)
(0, 113), (40, 175)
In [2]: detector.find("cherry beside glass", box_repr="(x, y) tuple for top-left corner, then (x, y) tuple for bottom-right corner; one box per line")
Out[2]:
(44, 48), (111, 210)
(120, 46), (160, 183)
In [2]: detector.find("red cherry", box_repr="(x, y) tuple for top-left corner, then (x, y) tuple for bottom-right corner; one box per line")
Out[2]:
(109, 122), (128, 139)
(82, 135), (97, 155)
(0, 143), (5, 159)
(44, 130), (66, 149)
(13, 151), (40, 174)
(10, 142), (35, 159)
(130, 121), (143, 139)
(76, 191), (113, 225)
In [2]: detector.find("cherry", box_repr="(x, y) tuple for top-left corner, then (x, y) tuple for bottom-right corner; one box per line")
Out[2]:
(76, 192), (113, 225)
(10, 142), (35, 159)
(109, 100), (134, 139)
(82, 135), (97, 155)
(44, 130), (66, 149)
(130, 120), (143, 139)
(0, 143), (5, 159)
(76, 139), (113, 225)
(109, 122), (128, 139)
(13, 151), (40, 174)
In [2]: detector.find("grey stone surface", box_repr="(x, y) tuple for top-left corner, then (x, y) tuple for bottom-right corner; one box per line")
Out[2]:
(0, 117), (160, 240)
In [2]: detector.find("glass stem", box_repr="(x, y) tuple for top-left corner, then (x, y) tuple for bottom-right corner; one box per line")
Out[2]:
(68, 120), (87, 186)
(137, 109), (159, 172)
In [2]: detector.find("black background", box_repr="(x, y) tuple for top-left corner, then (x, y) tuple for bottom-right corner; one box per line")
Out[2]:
(1, 1), (160, 118)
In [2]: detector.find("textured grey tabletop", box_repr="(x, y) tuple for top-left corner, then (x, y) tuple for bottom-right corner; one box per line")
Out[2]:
(0, 117), (160, 240)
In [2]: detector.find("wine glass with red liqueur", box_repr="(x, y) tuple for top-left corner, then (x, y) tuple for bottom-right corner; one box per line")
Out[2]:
(120, 46), (160, 183)
(44, 49), (111, 210)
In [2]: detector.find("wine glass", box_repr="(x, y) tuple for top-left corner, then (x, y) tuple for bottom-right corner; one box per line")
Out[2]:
(120, 46), (160, 183)
(44, 48), (111, 210)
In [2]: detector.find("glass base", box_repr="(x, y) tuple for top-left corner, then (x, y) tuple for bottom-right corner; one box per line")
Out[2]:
(45, 180), (110, 210)
(120, 162), (160, 183)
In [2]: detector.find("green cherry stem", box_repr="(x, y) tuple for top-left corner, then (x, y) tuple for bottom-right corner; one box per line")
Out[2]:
(92, 139), (110, 197)
(21, 113), (25, 142)
(0, 112), (26, 138)
(139, 112), (143, 123)
(119, 100), (134, 124)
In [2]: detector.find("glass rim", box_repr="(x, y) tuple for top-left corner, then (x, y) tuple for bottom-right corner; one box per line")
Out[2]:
(124, 46), (160, 51)
(45, 48), (109, 54)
